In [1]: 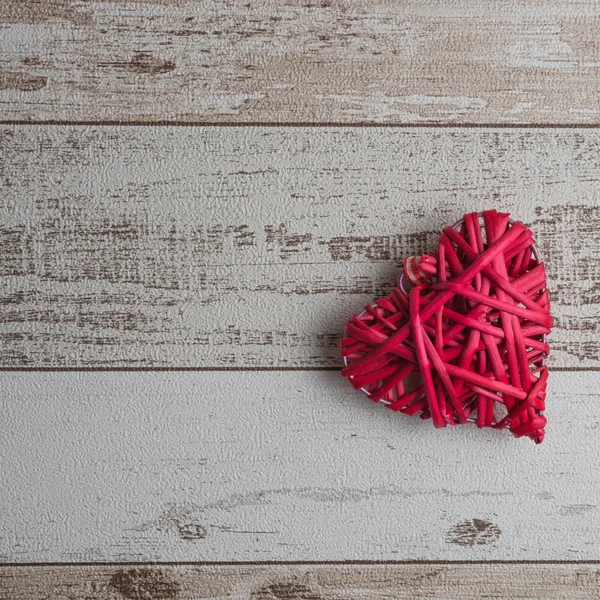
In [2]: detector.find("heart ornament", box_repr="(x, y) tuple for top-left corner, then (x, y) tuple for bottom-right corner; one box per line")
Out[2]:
(340, 210), (552, 443)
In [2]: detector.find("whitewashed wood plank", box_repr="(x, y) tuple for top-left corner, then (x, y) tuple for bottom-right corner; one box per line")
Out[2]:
(3, 563), (600, 600)
(0, 370), (598, 562)
(1, 1), (600, 124)
(1, 126), (598, 368)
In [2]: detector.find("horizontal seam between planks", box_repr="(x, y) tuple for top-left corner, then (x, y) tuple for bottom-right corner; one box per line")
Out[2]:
(2, 560), (600, 568)
(1, 560), (600, 567)
(3, 121), (600, 129)
(0, 367), (596, 373)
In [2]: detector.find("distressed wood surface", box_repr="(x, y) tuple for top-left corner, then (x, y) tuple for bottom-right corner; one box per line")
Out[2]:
(1, 126), (598, 368)
(3, 563), (600, 600)
(1, 370), (599, 562)
(2, 1), (600, 124)
(2, 0), (599, 580)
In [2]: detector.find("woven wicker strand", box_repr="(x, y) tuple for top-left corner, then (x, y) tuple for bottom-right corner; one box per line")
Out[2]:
(340, 210), (552, 443)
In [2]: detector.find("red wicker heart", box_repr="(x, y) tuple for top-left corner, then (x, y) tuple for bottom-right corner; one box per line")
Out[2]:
(340, 210), (552, 443)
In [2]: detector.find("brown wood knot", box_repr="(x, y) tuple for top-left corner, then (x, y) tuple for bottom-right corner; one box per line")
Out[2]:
(178, 522), (207, 540)
(109, 568), (180, 600)
(130, 53), (175, 75)
(251, 581), (323, 600)
(0, 72), (47, 92)
(446, 519), (502, 547)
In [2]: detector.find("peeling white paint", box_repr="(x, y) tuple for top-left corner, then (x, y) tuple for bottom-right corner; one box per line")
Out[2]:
(510, 102), (535, 114)
(322, 92), (487, 121)
(398, 94), (487, 109)
(509, 34), (575, 69)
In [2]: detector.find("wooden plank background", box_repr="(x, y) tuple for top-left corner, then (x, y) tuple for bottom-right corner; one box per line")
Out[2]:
(1, 127), (598, 368)
(3, 563), (600, 600)
(2, 1), (600, 124)
(1, 371), (599, 563)
(1, 0), (600, 598)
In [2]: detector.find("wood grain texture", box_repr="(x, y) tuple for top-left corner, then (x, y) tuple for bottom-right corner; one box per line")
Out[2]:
(1, 126), (598, 368)
(1, 370), (599, 562)
(3, 563), (600, 600)
(1, 1), (600, 124)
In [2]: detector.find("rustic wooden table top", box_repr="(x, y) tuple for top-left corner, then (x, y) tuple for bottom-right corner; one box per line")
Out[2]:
(1, 1), (600, 599)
